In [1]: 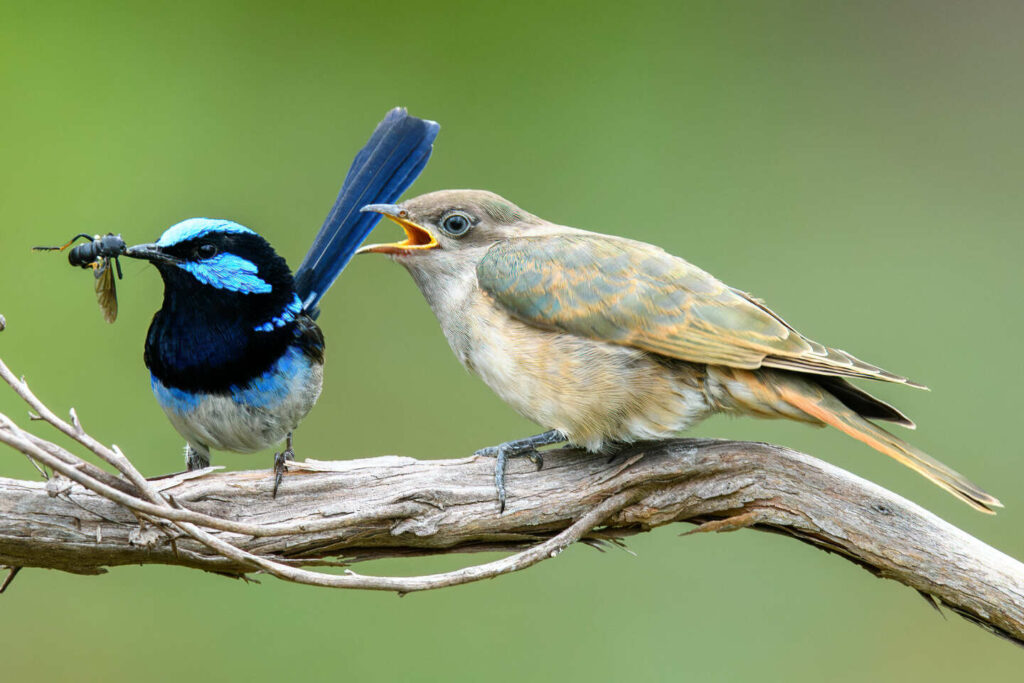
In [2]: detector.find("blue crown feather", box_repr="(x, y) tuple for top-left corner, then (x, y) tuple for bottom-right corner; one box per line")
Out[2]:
(157, 218), (255, 247)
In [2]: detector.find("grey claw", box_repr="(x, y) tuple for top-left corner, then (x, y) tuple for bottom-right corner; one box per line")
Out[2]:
(494, 445), (509, 513)
(272, 448), (295, 498)
(524, 449), (544, 470)
(475, 432), (563, 513)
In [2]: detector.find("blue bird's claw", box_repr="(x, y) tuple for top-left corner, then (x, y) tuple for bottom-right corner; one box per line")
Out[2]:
(272, 433), (296, 498)
(272, 449), (294, 498)
(185, 444), (210, 471)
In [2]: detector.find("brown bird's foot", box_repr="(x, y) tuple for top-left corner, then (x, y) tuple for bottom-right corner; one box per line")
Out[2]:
(272, 432), (295, 499)
(474, 430), (565, 512)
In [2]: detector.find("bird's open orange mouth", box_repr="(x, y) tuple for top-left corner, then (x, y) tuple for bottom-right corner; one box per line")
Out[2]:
(357, 204), (438, 255)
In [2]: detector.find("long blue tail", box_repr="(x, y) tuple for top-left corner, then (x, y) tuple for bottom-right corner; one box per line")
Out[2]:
(294, 107), (439, 317)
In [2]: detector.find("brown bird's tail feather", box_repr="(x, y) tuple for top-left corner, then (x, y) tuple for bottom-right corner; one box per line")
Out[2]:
(776, 381), (1001, 514)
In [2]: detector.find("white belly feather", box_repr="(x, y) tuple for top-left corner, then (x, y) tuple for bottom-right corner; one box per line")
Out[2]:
(151, 348), (323, 454)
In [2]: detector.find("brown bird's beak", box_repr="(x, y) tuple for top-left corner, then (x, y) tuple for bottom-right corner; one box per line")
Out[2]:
(357, 204), (439, 255)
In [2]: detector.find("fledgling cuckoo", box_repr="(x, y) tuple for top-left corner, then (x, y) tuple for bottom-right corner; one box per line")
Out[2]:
(359, 190), (999, 513)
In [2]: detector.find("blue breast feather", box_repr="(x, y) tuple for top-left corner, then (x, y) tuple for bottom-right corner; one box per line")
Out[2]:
(152, 345), (313, 412)
(176, 253), (272, 294)
(157, 218), (255, 247)
(255, 293), (303, 332)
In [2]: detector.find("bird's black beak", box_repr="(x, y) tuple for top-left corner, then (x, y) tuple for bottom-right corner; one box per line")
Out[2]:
(124, 243), (180, 265)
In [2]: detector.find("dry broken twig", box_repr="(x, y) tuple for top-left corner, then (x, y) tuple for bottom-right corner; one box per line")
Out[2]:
(0, 348), (1021, 645)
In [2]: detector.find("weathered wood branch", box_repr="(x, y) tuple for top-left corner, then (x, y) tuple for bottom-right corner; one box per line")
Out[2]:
(0, 342), (1020, 645)
(2, 438), (1022, 644)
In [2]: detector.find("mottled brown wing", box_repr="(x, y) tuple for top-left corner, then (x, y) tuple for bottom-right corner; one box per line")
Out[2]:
(477, 234), (922, 386)
(94, 260), (118, 324)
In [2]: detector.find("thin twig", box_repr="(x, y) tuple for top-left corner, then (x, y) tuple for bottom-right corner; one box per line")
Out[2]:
(0, 567), (20, 593)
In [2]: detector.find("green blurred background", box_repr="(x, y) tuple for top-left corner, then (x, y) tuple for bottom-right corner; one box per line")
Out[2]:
(2, 1), (1022, 679)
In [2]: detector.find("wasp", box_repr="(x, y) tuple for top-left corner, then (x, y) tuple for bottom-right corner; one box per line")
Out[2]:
(34, 233), (127, 323)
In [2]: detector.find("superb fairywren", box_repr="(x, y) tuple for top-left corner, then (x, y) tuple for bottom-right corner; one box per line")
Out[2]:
(124, 109), (439, 494)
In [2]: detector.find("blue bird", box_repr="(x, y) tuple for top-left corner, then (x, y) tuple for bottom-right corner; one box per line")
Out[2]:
(124, 108), (439, 494)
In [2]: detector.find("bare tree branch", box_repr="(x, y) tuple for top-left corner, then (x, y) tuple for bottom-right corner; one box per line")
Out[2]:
(0, 351), (1022, 645)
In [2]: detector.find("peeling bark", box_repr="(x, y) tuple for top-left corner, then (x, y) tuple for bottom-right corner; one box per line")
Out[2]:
(1, 439), (1021, 644)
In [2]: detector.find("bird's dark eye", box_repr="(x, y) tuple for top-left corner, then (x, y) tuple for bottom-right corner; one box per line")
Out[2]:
(441, 212), (472, 237)
(197, 243), (218, 259)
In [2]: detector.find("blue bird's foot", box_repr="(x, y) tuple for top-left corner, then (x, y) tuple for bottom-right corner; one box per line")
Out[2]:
(272, 433), (295, 498)
(185, 443), (211, 471)
(474, 430), (565, 513)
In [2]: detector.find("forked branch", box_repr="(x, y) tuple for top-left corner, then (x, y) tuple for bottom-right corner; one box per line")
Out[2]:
(0, 351), (1021, 645)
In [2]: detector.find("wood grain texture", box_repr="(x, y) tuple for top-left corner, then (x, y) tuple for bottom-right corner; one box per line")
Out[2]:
(1, 439), (1021, 644)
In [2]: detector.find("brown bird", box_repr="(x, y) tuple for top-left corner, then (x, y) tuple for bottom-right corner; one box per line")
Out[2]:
(358, 190), (999, 513)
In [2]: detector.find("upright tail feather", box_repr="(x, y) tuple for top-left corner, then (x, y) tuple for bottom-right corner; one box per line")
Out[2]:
(776, 380), (1001, 514)
(294, 107), (440, 316)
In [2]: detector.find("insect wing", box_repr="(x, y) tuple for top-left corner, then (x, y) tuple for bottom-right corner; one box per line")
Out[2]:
(93, 258), (118, 323)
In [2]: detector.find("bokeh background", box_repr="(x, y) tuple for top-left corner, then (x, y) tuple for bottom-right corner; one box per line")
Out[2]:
(2, 1), (1022, 680)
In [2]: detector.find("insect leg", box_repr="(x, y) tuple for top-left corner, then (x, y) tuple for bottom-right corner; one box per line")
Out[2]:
(32, 233), (94, 252)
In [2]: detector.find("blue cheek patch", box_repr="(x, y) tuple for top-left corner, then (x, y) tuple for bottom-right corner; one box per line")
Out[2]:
(151, 375), (201, 413)
(230, 346), (310, 408)
(157, 218), (256, 247)
(176, 254), (272, 294)
(254, 293), (303, 332)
